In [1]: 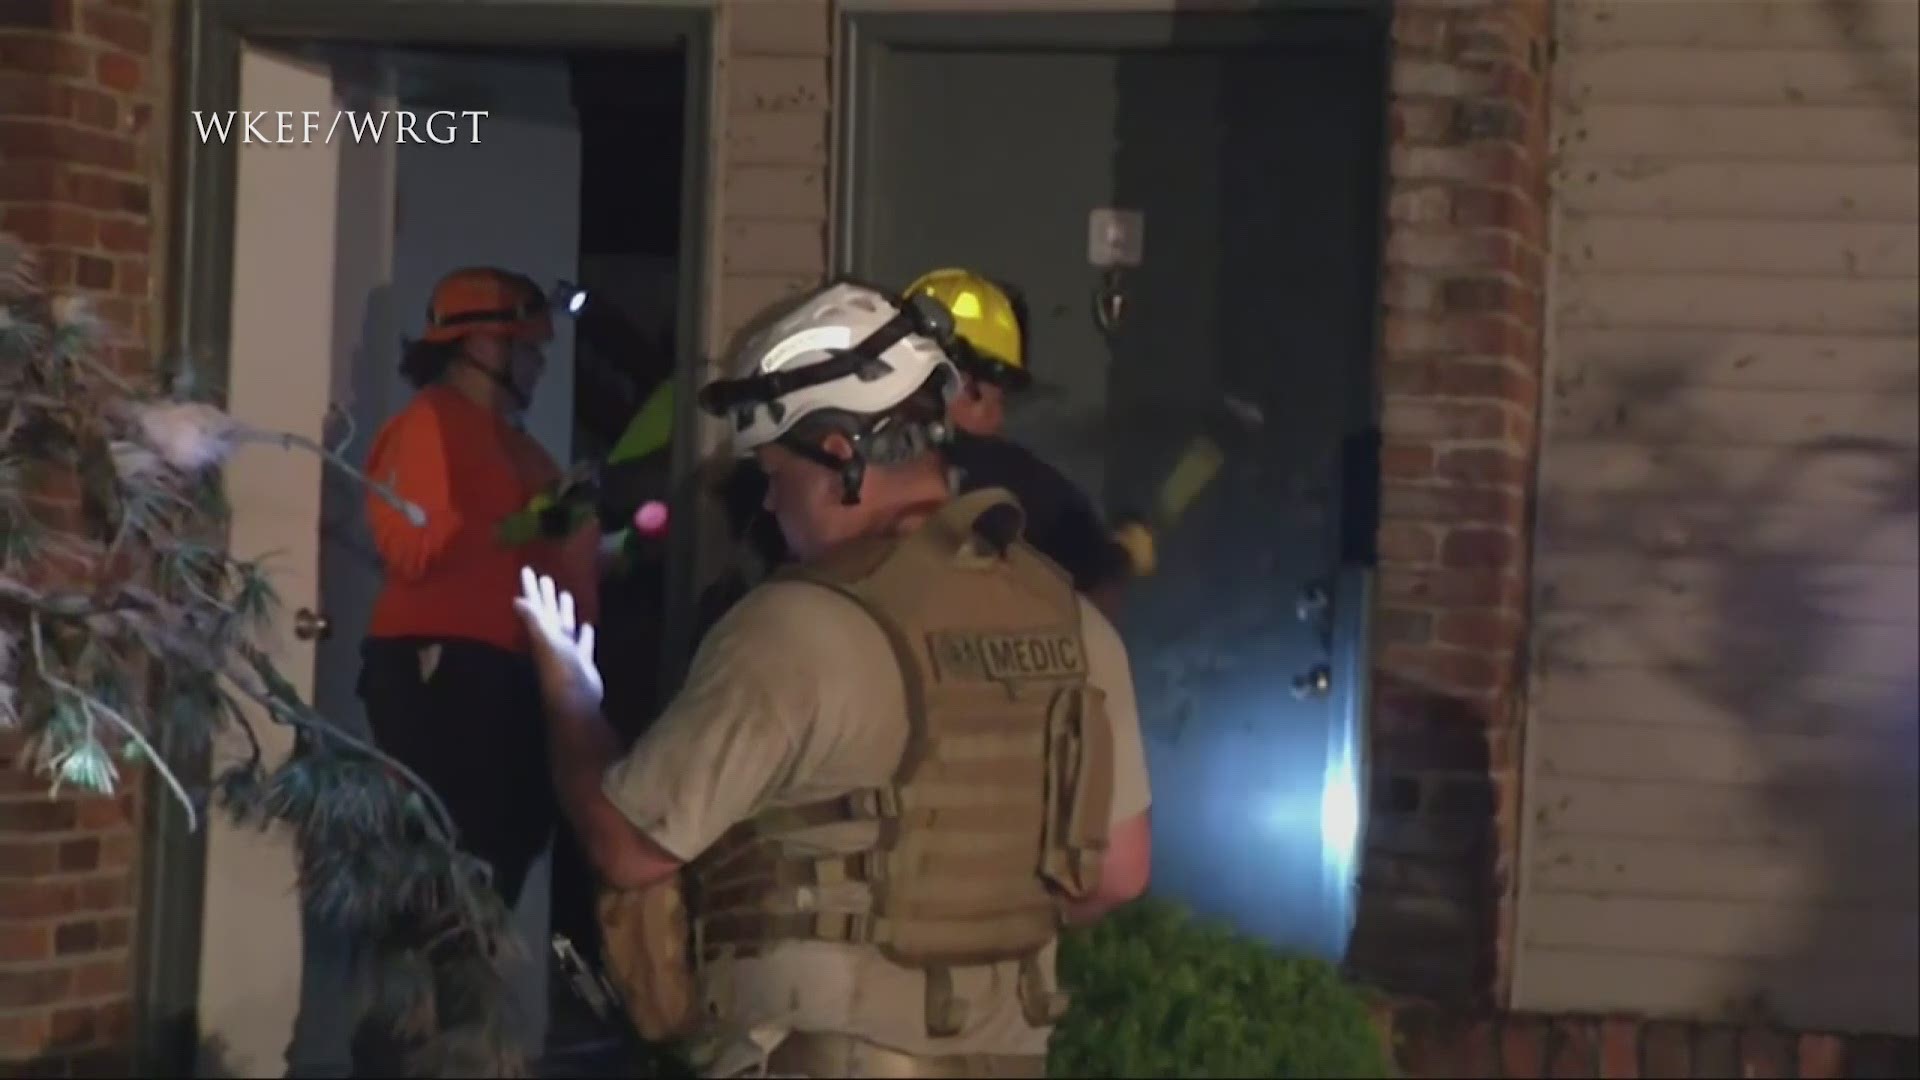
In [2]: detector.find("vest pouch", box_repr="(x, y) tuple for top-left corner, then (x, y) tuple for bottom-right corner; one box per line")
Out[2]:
(1039, 685), (1115, 901)
(597, 875), (698, 1043)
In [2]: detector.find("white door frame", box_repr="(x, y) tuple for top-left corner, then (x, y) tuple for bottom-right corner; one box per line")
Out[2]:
(138, 4), (715, 1074)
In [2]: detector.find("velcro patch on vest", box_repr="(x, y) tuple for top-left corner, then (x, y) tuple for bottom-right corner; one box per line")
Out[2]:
(927, 628), (1087, 683)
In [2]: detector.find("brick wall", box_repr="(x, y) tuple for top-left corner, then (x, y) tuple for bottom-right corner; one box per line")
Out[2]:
(0, 0), (170, 1074)
(1346, 0), (1553, 1006)
(1388, 1007), (1920, 1080)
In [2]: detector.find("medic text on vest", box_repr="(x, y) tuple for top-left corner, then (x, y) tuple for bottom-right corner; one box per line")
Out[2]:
(928, 630), (1086, 683)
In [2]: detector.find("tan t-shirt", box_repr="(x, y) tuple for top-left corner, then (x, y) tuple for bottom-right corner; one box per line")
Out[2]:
(603, 575), (1151, 1072)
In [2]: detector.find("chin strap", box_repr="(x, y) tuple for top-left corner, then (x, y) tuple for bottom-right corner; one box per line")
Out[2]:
(451, 354), (531, 411)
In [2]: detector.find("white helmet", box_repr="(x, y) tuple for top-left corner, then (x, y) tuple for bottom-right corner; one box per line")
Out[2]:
(700, 280), (959, 458)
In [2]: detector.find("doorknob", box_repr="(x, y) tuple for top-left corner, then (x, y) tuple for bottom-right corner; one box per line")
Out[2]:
(293, 608), (332, 642)
(1291, 663), (1331, 700)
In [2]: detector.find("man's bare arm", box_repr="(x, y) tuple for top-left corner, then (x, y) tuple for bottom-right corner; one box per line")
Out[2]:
(1066, 809), (1151, 926)
(547, 699), (682, 891)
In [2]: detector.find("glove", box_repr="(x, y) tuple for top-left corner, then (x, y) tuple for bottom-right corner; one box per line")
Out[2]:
(1111, 520), (1157, 577)
(513, 566), (604, 719)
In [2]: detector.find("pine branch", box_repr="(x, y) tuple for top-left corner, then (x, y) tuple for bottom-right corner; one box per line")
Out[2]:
(1, 231), (527, 1076)
(28, 612), (195, 830)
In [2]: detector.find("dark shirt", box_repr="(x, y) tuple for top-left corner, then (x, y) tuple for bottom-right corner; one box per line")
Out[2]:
(944, 430), (1128, 593)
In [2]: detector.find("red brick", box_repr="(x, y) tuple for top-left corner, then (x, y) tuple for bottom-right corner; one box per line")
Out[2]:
(0, 1011), (54, 1058)
(1453, 185), (1542, 239)
(1391, 99), (1454, 144)
(0, 798), (79, 833)
(0, 966), (73, 1009)
(0, 118), (136, 172)
(66, 83), (116, 130)
(1383, 442), (1437, 480)
(0, 157), (62, 200)
(74, 873), (130, 912)
(1441, 527), (1517, 569)
(1503, 1015), (1548, 1075)
(1385, 312), (1532, 359)
(96, 915), (129, 949)
(0, 839), (63, 876)
(1378, 522), (1438, 565)
(62, 169), (144, 214)
(1, 203), (96, 247)
(72, 251), (113, 289)
(1598, 1017), (1639, 1078)
(1381, 482), (1526, 528)
(1384, 397), (1509, 441)
(1548, 1017), (1598, 1077)
(0, 32), (92, 77)
(36, 247), (76, 286)
(1378, 607), (1436, 646)
(92, 50), (141, 93)
(95, 833), (133, 871)
(0, 922), (54, 963)
(1798, 1033), (1845, 1079)
(1442, 275), (1527, 314)
(93, 217), (145, 254)
(1384, 269), (1440, 313)
(1741, 1028), (1792, 1079)
(1378, 644), (1503, 696)
(114, 257), (146, 298)
(70, 956), (126, 997)
(1437, 447), (1529, 487)
(1390, 185), (1452, 226)
(1434, 358), (1536, 402)
(48, 1005), (94, 1050)
(54, 918), (101, 956)
(72, 795), (131, 830)
(79, 4), (148, 54)
(1397, 1012), (1500, 1078)
(1435, 610), (1522, 652)
(1391, 7), (1450, 55)
(0, 70), (62, 117)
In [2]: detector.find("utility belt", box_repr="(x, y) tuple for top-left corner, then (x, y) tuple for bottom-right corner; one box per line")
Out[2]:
(747, 1032), (1046, 1079)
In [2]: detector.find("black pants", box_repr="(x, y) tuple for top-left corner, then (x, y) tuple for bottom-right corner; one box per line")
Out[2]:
(358, 637), (557, 908)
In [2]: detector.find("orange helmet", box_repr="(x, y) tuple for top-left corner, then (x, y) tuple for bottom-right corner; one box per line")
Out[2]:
(419, 267), (553, 344)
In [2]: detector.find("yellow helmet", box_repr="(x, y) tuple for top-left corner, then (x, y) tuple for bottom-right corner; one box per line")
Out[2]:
(905, 268), (1030, 390)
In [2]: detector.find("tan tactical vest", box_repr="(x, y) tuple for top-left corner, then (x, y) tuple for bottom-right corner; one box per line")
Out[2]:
(611, 489), (1117, 1043)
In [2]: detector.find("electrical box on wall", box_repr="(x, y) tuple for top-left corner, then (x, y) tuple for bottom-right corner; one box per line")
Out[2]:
(1088, 208), (1144, 269)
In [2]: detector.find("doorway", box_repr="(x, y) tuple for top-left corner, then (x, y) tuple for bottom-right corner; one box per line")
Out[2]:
(147, 6), (709, 1076)
(838, 9), (1388, 963)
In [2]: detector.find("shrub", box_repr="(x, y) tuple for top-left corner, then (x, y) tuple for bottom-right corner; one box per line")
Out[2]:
(1050, 897), (1393, 1078)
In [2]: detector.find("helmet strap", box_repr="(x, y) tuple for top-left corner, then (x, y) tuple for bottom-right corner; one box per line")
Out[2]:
(451, 352), (531, 410)
(779, 431), (868, 507)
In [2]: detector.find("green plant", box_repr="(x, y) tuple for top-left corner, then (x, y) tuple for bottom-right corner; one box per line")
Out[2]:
(1050, 898), (1394, 1078)
(0, 236), (521, 1074)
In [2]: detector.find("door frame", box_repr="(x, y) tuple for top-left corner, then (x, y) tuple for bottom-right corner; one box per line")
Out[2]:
(145, 1), (714, 1071)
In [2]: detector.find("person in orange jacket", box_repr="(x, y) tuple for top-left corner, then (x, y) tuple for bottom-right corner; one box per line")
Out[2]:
(299, 268), (595, 1072)
(360, 266), (597, 902)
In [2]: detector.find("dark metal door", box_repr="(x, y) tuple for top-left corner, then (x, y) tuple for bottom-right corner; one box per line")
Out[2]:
(842, 13), (1385, 963)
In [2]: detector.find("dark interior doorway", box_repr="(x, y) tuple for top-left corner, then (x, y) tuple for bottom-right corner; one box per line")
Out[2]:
(548, 45), (687, 1068)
